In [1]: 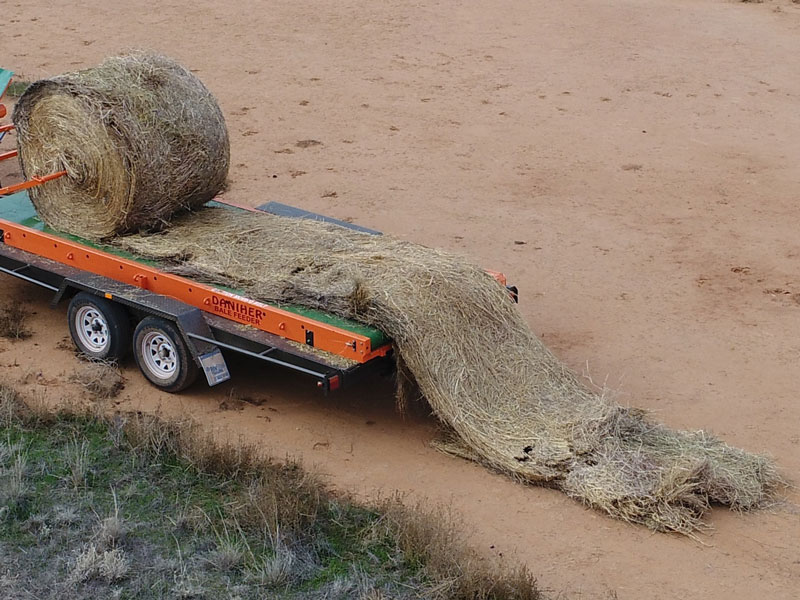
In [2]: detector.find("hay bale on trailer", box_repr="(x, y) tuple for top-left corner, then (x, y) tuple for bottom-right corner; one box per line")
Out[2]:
(13, 52), (229, 239)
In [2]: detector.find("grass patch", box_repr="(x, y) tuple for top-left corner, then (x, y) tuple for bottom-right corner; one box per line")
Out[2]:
(0, 302), (31, 340)
(0, 383), (540, 599)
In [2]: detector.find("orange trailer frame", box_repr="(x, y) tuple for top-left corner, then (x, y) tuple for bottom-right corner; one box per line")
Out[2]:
(0, 215), (392, 363)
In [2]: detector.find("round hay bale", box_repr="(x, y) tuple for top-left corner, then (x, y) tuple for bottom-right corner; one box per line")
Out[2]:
(12, 52), (229, 239)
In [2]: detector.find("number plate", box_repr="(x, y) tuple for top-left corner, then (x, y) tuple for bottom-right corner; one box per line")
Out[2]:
(198, 348), (230, 386)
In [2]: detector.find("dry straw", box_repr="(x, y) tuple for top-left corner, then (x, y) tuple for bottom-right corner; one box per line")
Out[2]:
(15, 55), (780, 533)
(117, 208), (781, 533)
(12, 52), (229, 239)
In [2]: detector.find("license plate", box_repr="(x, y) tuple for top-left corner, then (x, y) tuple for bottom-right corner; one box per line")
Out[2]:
(198, 348), (230, 386)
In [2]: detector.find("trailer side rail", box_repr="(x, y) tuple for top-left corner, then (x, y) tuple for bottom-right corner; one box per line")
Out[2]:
(0, 243), (390, 392)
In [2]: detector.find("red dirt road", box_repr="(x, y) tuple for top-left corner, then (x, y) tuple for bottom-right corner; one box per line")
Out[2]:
(2, 1), (799, 597)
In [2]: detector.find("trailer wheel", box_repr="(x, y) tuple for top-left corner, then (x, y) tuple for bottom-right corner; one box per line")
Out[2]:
(68, 292), (131, 361)
(133, 317), (198, 393)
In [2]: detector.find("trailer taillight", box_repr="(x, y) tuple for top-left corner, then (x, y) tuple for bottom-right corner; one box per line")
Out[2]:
(328, 375), (340, 391)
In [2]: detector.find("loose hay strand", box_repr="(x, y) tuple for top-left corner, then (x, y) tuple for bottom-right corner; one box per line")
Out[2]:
(115, 208), (781, 533)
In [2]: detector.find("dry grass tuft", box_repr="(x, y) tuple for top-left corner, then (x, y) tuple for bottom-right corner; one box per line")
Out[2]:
(70, 359), (124, 399)
(248, 541), (296, 586)
(0, 302), (31, 340)
(12, 52), (229, 239)
(95, 488), (126, 548)
(369, 495), (538, 600)
(115, 206), (782, 533)
(0, 384), (30, 427)
(0, 445), (29, 508)
(171, 572), (206, 599)
(69, 544), (130, 584)
(63, 437), (91, 490)
(202, 514), (246, 572)
(97, 513), (126, 547)
(121, 412), (323, 538)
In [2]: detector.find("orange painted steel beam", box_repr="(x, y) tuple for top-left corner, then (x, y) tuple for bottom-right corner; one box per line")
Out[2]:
(0, 218), (391, 363)
(0, 149), (17, 162)
(485, 269), (507, 287)
(0, 124), (14, 133)
(0, 170), (67, 197)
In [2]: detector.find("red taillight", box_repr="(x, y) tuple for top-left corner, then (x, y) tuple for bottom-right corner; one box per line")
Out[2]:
(328, 375), (340, 391)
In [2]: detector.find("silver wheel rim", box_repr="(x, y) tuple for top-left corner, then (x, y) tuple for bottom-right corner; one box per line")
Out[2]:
(75, 306), (110, 354)
(141, 331), (178, 380)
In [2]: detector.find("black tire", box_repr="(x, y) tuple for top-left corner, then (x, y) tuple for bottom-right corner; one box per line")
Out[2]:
(132, 317), (199, 393)
(67, 292), (131, 361)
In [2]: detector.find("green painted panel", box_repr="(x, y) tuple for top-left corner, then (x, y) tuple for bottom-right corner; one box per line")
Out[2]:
(0, 68), (13, 95)
(1, 191), (39, 224)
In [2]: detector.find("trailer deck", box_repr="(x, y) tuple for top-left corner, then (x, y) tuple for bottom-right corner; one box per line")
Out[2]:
(0, 190), (394, 393)
(2, 191), (390, 350)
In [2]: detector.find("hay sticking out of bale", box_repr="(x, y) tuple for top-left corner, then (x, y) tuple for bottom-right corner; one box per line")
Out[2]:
(12, 52), (229, 239)
(117, 207), (781, 533)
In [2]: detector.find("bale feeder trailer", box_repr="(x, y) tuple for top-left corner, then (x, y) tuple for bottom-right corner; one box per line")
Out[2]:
(0, 68), (517, 394)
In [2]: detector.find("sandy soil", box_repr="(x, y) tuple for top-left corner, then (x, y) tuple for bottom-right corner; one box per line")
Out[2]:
(2, 0), (800, 597)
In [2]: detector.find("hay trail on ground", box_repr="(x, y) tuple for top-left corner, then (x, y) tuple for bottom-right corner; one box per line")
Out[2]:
(117, 207), (781, 533)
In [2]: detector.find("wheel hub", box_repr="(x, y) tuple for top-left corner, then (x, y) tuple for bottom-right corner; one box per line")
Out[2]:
(141, 332), (178, 380)
(75, 306), (110, 353)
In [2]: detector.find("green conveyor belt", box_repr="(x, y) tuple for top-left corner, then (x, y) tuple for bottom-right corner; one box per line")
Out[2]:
(0, 191), (390, 347)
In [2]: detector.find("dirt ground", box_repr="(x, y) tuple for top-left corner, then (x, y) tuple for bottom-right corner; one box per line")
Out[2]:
(2, 0), (799, 597)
